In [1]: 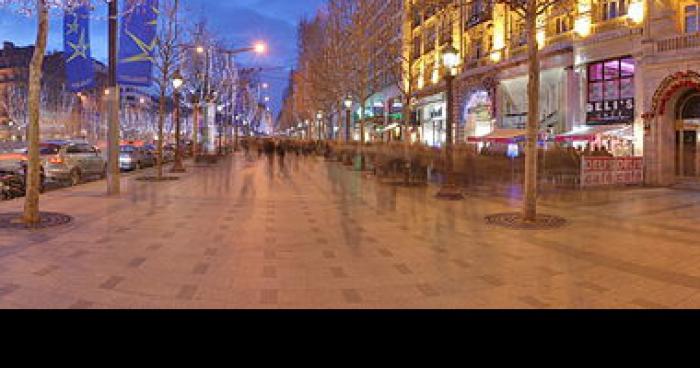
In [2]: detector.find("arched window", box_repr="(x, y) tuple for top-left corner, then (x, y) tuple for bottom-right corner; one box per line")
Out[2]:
(680, 94), (700, 119)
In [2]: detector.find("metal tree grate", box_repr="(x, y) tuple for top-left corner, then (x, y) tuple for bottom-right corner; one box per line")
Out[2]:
(0, 212), (73, 230)
(485, 213), (567, 230)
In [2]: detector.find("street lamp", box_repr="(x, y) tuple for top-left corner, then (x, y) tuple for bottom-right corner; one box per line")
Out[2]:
(170, 70), (186, 173)
(254, 42), (266, 54)
(436, 43), (463, 200)
(344, 96), (353, 143)
(316, 111), (324, 141)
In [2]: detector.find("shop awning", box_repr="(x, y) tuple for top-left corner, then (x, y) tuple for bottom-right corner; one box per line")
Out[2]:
(555, 125), (632, 142)
(467, 129), (526, 144)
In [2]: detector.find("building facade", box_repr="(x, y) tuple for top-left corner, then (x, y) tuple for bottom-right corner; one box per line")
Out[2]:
(0, 41), (109, 142)
(362, 0), (405, 142)
(406, 0), (700, 184)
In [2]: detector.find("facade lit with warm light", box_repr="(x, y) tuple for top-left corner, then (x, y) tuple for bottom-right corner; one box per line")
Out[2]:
(406, 0), (700, 184)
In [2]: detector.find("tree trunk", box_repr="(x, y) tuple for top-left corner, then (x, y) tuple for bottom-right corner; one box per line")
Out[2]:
(359, 103), (366, 170)
(523, 2), (539, 222)
(403, 94), (412, 184)
(157, 89), (165, 179)
(193, 100), (199, 157)
(23, 0), (48, 225)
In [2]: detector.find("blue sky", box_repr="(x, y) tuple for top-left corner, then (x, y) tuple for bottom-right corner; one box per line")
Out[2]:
(0, 0), (326, 116)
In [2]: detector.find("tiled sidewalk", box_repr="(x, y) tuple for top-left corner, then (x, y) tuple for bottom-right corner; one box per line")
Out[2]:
(1, 154), (700, 308)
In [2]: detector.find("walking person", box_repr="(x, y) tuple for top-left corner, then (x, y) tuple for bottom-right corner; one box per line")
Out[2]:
(277, 139), (287, 173)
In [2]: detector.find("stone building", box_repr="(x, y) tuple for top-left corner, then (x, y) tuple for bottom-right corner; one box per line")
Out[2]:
(362, 0), (405, 142)
(0, 41), (109, 141)
(406, 0), (700, 184)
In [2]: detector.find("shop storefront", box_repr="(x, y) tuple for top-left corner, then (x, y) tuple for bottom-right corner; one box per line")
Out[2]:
(462, 90), (494, 141)
(415, 93), (446, 147)
(556, 56), (637, 157)
(498, 68), (567, 132)
(586, 56), (636, 126)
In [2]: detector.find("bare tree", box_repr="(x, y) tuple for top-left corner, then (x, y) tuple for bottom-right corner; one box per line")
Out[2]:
(152, 0), (181, 179)
(0, 82), (29, 131)
(418, 0), (574, 221)
(0, 0), (149, 224)
(495, 0), (574, 222)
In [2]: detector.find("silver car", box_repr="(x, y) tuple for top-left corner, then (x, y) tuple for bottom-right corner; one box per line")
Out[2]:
(119, 145), (154, 171)
(39, 141), (106, 186)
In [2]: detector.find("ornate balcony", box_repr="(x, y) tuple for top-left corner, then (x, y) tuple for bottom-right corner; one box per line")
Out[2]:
(656, 33), (700, 53)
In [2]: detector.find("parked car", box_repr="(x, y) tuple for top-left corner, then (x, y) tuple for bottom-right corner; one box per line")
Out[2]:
(37, 141), (106, 186)
(0, 153), (45, 200)
(142, 144), (160, 165)
(119, 145), (155, 171)
(163, 144), (176, 163)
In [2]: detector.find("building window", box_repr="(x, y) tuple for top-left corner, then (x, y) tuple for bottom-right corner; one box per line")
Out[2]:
(601, 0), (628, 21)
(472, 40), (483, 60)
(554, 15), (571, 34)
(587, 57), (636, 124)
(412, 9), (422, 28)
(685, 4), (700, 33)
(425, 26), (436, 53)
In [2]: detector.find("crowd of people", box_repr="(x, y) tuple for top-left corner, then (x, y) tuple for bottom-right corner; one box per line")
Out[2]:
(239, 138), (331, 162)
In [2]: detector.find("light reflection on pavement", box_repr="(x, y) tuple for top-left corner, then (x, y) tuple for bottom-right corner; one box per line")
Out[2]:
(0, 153), (699, 309)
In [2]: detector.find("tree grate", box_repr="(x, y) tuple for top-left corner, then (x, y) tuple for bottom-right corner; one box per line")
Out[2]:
(0, 212), (73, 230)
(485, 213), (567, 230)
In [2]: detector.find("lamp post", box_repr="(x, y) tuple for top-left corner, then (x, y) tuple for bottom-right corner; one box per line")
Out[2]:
(171, 70), (185, 173)
(107, 0), (120, 195)
(217, 104), (224, 155)
(234, 115), (240, 151)
(316, 111), (323, 141)
(436, 43), (463, 200)
(344, 97), (352, 143)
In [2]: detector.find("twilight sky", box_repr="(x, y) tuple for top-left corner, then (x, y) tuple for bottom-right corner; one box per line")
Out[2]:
(0, 0), (326, 117)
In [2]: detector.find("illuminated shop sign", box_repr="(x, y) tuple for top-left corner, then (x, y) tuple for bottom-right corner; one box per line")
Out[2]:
(587, 57), (636, 125)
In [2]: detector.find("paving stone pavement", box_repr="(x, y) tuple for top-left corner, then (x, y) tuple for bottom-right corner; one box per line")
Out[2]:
(1, 154), (700, 309)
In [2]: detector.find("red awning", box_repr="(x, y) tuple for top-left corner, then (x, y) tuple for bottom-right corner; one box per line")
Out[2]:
(467, 129), (526, 144)
(555, 125), (632, 142)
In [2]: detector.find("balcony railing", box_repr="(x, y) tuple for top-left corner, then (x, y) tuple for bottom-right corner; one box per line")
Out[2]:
(593, 17), (628, 34)
(657, 33), (700, 53)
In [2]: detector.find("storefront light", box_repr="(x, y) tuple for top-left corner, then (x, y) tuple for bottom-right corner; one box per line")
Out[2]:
(536, 14), (546, 50)
(574, 16), (591, 37)
(575, 0), (592, 38)
(490, 50), (502, 63)
(431, 68), (440, 84)
(628, 0), (644, 24)
(492, 4), (506, 62)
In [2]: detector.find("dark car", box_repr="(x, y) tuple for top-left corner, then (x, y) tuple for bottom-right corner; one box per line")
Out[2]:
(162, 144), (176, 163)
(142, 144), (161, 165)
(0, 153), (45, 200)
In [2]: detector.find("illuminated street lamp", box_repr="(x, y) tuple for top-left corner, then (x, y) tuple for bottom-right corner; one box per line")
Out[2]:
(316, 110), (324, 141)
(436, 43), (463, 200)
(170, 69), (186, 173)
(172, 71), (184, 90)
(344, 96), (353, 143)
(254, 42), (267, 54)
